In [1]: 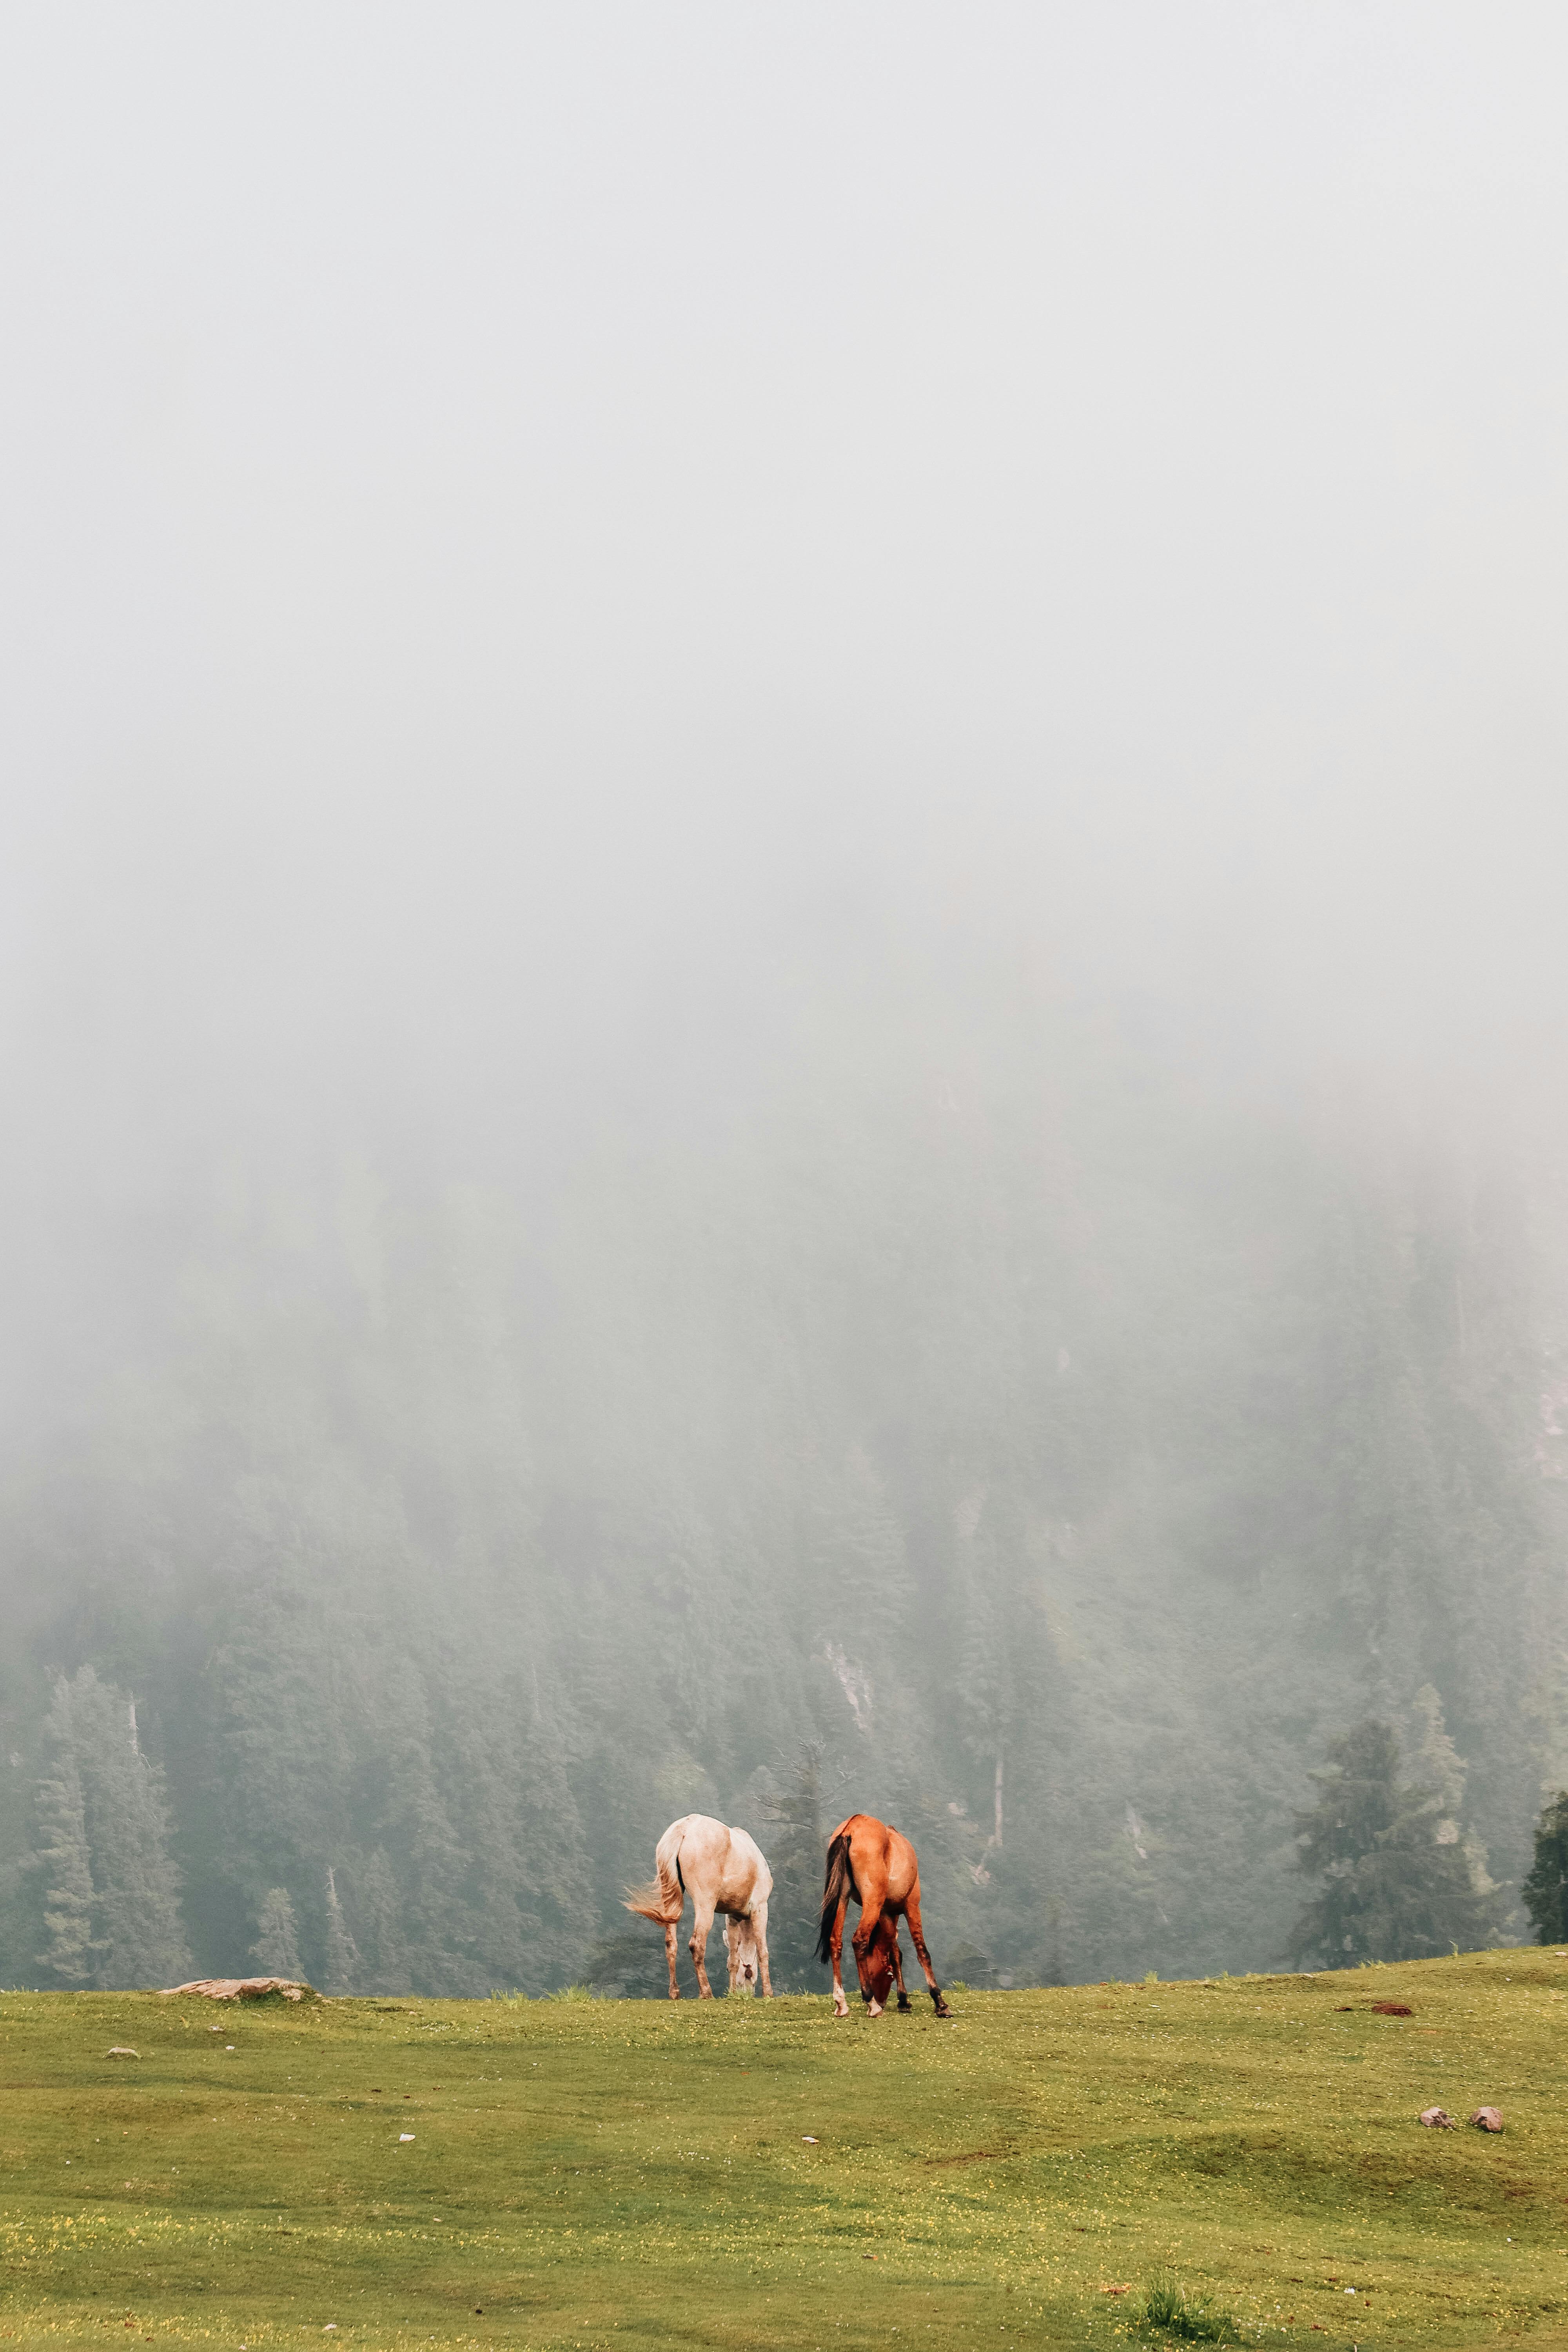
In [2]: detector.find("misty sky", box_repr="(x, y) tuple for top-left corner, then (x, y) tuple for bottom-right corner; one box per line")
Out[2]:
(3, 3), (1566, 1201)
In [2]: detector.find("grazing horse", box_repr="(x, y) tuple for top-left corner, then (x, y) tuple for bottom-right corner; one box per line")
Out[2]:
(625, 1814), (773, 2000)
(816, 1812), (950, 2018)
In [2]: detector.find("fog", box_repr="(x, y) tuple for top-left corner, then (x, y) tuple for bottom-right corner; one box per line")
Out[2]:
(2, 5), (1566, 1994)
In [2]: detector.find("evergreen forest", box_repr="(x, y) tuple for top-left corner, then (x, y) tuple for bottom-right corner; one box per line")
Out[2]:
(1, 951), (1564, 1997)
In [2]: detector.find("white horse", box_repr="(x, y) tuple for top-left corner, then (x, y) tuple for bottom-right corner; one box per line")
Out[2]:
(625, 1813), (774, 1999)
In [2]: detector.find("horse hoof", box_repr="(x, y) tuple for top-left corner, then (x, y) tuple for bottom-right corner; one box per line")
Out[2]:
(867, 1999), (884, 2018)
(897, 1997), (912, 2013)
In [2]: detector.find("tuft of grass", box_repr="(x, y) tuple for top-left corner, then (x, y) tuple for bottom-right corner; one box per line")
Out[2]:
(1139, 2270), (1241, 2342)
(543, 1980), (597, 2002)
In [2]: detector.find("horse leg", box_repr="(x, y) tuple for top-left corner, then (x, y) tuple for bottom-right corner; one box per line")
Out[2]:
(829, 1895), (851, 2018)
(851, 1891), (888, 2017)
(664, 1919), (681, 2000)
(902, 1890), (951, 2018)
(752, 1898), (773, 1999)
(689, 1895), (717, 1999)
(890, 1920), (913, 2012)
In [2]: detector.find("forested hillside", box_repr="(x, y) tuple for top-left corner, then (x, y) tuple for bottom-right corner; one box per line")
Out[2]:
(0, 953), (1563, 1996)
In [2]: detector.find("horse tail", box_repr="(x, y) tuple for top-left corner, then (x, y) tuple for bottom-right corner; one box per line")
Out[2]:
(815, 1829), (853, 1965)
(624, 1853), (685, 1924)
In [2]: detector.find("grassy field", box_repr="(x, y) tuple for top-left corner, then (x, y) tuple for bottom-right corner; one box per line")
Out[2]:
(2, 1949), (1566, 2351)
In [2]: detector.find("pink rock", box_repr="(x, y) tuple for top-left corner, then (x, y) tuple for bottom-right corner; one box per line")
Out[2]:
(1419, 2107), (1454, 2128)
(158, 1977), (312, 2002)
(1469, 2107), (1504, 2132)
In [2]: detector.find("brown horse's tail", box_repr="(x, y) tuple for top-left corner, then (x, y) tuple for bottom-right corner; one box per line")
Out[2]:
(815, 1829), (853, 1965)
(624, 1850), (684, 1924)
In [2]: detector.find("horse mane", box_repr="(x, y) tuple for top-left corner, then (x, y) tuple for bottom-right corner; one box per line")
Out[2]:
(815, 1827), (854, 1964)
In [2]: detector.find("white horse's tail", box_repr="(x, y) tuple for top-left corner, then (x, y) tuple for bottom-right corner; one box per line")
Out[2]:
(624, 1840), (685, 1924)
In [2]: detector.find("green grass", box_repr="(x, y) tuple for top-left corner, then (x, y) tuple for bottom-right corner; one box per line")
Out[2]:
(2, 1948), (1567, 2350)
(1139, 2269), (1243, 2343)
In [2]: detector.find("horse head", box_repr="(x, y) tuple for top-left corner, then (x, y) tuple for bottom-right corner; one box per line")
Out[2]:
(864, 1914), (898, 2008)
(726, 1915), (760, 1991)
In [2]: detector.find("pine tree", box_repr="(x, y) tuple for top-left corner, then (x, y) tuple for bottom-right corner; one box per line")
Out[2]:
(250, 1887), (303, 1977)
(32, 1669), (188, 1989)
(82, 1681), (190, 1987)
(1407, 1685), (1466, 1821)
(323, 1865), (360, 1993)
(1290, 1719), (1497, 1967)
(348, 1849), (408, 1993)
(34, 1697), (100, 1984)
(955, 1565), (1009, 1847)
(1521, 1793), (1568, 1944)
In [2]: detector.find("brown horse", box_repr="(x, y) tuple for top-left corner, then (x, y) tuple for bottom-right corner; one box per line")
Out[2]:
(815, 1812), (950, 2018)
